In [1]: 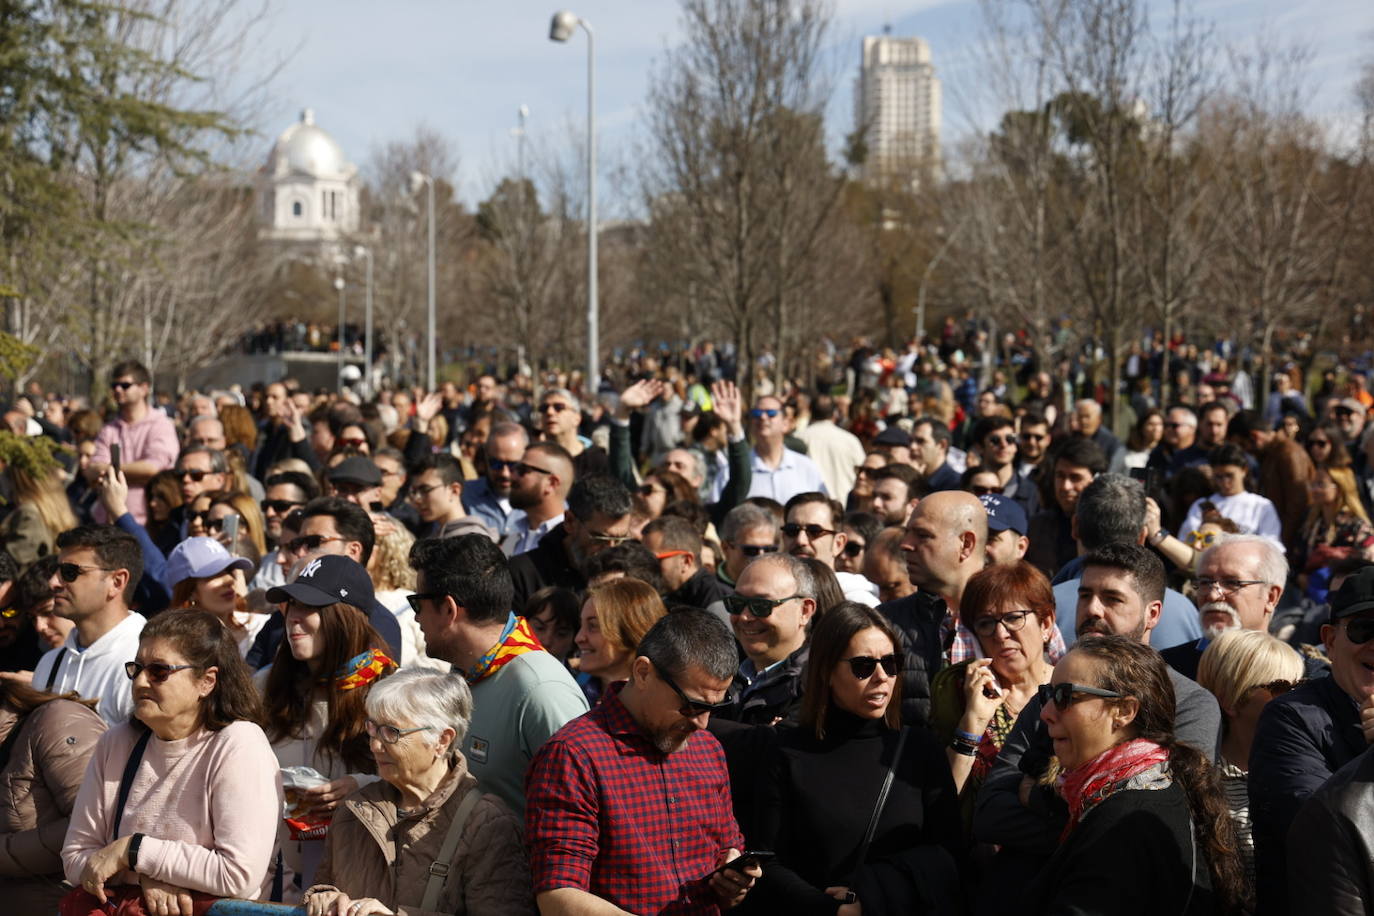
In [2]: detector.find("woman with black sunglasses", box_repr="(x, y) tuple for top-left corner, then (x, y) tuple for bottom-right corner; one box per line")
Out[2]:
(741, 602), (963, 915)
(1028, 635), (1245, 915)
(62, 609), (281, 914)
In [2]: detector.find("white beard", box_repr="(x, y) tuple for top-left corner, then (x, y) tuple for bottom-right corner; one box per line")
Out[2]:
(1198, 602), (1242, 639)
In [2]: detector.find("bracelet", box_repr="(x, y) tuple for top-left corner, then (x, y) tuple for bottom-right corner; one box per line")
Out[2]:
(949, 739), (979, 757)
(127, 833), (144, 872)
(954, 729), (982, 745)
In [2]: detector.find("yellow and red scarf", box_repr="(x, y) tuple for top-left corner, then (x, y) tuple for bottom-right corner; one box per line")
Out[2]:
(334, 648), (397, 691)
(467, 613), (544, 685)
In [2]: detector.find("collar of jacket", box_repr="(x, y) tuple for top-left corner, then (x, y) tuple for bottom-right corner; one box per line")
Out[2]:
(345, 758), (477, 863)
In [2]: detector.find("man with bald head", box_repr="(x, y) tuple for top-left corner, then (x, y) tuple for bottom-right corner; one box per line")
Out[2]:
(879, 490), (988, 726)
(1071, 398), (1121, 465)
(463, 421), (532, 538)
(505, 441), (574, 556)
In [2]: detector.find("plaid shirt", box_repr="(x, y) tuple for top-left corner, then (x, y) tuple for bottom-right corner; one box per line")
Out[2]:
(947, 619), (1068, 666)
(525, 682), (745, 915)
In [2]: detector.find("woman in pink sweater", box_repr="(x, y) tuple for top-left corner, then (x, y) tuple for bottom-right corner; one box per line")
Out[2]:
(61, 609), (283, 912)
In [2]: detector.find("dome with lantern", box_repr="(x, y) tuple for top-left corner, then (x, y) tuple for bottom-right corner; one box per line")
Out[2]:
(258, 109), (360, 243)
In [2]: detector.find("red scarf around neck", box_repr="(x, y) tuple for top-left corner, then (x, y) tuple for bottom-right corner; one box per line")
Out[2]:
(1057, 737), (1170, 840)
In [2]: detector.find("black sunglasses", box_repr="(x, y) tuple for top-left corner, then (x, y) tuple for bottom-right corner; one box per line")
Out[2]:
(177, 468), (212, 482)
(842, 541), (864, 557)
(844, 654), (898, 679)
(514, 462), (553, 477)
(1037, 682), (1127, 709)
(652, 661), (732, 718)
(781, 523), (835, 540)
(124, 661), (198, 683)
(723, 593), (801, 618)
(970, 485), (1003, 496)
(59, 562), (110, 583)
(406, 592), (446, 613)
(261, 499), (303, 515)
(738, 544), (777, 558)
(284, 534), (343, 555)
(110, 380), (137, 391)
(487, 458), (520, 472)
(1345, 618), (1374, 645)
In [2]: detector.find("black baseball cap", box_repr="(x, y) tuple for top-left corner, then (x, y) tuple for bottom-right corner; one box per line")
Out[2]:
(327, 456), (382, 487)
(266, 555), (375, 612)
(873, 427), (911, 448)
(1330, 567), (1374, 621)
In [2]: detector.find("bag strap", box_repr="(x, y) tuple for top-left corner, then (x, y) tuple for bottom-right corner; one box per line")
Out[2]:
(853, 726), (909, 874)
(111, 730), (152, 839)
(420, 785), (483, 911)
(44, 648), (67, 692)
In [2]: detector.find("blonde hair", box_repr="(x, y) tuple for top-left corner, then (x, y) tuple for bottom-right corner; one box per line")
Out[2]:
(585, 578), (667, 659)
(369, 522), (417, 592)
(1197, 629), (1303, 714)
(11, 465), (77, 542)
(1318, 466), (1371, 525)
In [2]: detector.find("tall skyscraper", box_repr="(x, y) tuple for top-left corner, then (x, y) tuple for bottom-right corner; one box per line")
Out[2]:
(855, 33), (941, 184)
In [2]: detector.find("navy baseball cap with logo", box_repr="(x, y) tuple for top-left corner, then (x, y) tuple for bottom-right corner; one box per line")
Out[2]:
(266, 554), (375, 612)
(979, 494), (1028, 537)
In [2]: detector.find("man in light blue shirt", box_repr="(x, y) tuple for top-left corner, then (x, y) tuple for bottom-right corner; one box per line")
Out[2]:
(462, 421), (529, 538)
(744, 395), (827, 504)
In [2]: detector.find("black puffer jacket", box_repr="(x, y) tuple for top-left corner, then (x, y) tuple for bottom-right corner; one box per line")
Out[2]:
(877, 590), (948, 729)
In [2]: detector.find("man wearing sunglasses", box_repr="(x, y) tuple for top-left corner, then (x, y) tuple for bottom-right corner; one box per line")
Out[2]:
(509, 475), (632, 610)
(643, 516), (733, 614)
(32, 525), (147, 726)
(505, 442), (573, 556)
(248, 471), (318, 593)
(974, 544), (1220, 873)
(972, 416), (1037, 514)
(716, 503), (780, 588)
(527, 610), (759, 916)
(782, 492), (879, 607)
(86, 359), (178, 526)
(715, 554), (815, 726)
(538, 388), (609, 480)
(173, 445), (230, 508)
(745, 395), (827, 504)
(461, 422), (531, 538)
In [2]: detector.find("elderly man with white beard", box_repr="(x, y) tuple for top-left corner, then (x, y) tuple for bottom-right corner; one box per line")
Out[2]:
(1159, 535), (1291, 681)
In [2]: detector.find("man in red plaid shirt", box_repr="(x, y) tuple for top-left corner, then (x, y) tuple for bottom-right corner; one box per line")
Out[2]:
(526, 609), (761, 915)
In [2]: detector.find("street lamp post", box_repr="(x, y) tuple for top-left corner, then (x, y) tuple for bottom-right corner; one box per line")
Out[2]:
(333, 275), (346, 391)
(549, 9), (599, 390)
(354, 245), (374, 396)
(409, 171), (437, 391)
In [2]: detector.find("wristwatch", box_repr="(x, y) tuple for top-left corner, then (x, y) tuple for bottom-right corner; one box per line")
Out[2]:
(1148, 529), (1168, 547)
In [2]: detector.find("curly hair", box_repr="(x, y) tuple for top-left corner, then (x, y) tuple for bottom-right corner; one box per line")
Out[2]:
(369, 521), (417, 593)
(1071, 635), (1247, 914)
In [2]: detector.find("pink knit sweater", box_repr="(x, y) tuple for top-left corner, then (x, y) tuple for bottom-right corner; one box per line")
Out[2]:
(62, 720), (283, 899)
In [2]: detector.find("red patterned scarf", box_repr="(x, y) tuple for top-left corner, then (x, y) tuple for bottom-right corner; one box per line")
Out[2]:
(1057, 737), (1171, 840)
(334, 648), (397, 691)
(467, 613), (544, 685)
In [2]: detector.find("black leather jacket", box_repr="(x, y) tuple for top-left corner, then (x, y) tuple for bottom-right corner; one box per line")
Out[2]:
(1288, 746), (1374, 916)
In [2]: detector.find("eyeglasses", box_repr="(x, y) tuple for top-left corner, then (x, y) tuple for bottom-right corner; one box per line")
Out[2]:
(750, 408), (780, 419)
(176, 468), (213, 482)
(514, 462), (552, 477)
(737, 544), (777, 558)
(781, 523), (835, 541)
(970, 485), (1003, 496)
(124, 661), (198, 683)
(844, 654), (898, 679)
(285, 534), (346, 555)
(110, 380), (138, 391)
(1037, 682), (1127, 709)
(406, 592), (445, 613)
(539, 402), (571, 414)
(985, 435), (1016, 448)
(588, 532), (631, 546)
(972, 610), (1033, 637)
(261, 499), (304, 515)
(652, 661), (733, 718)
(723, 593), (801, 618)
(1195, 577), (1266, 595)
(842, 541), (864, 557)
(409, 483), (445, 500)
(59, 563), (110, 583)
(364, 718), (433, 744)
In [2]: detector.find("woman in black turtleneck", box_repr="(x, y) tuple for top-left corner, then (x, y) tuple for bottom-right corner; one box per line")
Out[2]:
(742, 602), (963, 916)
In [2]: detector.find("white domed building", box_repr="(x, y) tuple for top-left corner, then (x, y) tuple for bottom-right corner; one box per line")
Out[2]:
(258, 109), (359, 245)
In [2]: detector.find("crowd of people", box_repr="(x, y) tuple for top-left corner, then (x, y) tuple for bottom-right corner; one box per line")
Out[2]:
(0, 339), (1370, 916)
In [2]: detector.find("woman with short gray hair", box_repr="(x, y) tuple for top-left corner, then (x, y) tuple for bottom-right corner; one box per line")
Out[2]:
(303, 669), (533, 916)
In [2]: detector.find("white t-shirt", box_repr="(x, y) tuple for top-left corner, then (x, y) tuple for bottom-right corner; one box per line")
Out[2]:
(1180, 492), (1284, 550)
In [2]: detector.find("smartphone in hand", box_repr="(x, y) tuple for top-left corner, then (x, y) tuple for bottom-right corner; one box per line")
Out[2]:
(708, 850), (775, 879)
(220, 514), (240, 552)
(110, 443), (121, 473)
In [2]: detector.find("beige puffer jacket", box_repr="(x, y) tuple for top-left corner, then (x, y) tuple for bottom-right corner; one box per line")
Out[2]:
(0, 698), (107, 911)
(308, 758), (534, 916)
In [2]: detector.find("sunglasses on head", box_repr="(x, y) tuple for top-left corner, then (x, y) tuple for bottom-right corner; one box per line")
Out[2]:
(723, 593), (801, 618)
(842, 541), (864, 557)
(844, 654), (898, 679)
(58, 562), (109, 583)
(781, 523), (835, 540)
(1037, 682), (1127, 709)
(1254, 678), (1305, 695)
(652, 661), (733, 718)
(124, 661), (198, 683)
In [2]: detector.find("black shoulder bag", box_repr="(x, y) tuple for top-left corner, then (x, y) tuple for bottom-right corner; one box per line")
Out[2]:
(111, 730), (152, 839)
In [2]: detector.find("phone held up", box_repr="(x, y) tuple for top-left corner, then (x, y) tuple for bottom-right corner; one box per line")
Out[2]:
(709, 850), (775, 879)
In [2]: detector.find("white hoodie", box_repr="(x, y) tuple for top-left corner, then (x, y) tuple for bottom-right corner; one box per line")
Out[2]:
(33, 612), (146, 725)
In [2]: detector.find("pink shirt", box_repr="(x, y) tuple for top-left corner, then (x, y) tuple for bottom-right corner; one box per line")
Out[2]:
(63, 720), (284, 900)
(92, 408), (179, 525)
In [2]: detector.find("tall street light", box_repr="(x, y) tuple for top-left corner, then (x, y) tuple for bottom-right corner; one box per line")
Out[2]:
(409, 170), (437, 391)
(333, 274), (346, 391)
(549, 9), (599, 390)
(354, 244), (374, 396)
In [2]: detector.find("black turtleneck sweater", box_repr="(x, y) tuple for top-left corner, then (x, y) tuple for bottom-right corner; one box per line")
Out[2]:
(742, 708), (963, 914)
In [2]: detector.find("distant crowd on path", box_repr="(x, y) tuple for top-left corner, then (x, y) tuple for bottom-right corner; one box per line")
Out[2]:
(0, 330), (1368, 914)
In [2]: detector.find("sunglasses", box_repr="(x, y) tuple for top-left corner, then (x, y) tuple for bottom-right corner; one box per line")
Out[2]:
(653, 661), (733, 718)
(972, 609), (1032, 637)
(984, 435), (1016, 448)
(285, 534), (345, 555)
(338, 437), (369, 450)
(539, 402), (571, 414)
(514, 462), (553, 477)
(842, 541), (864, 557)
(1037, 682), (1127, 709)
(406, 592), (445, 613)
(1020, 432), (1047, 442)
(750, 408), (780, 419)
(738, 544), (778, 557)
(204, 515), (240, 534)
(59, 562), (110, 583)
(970, 485), (1003, 496)
(261, 499), (303, 515)
(364, 718), (433, 745)
(124, 661), (198, 683)
(110, 380), (138, 391)
(723, 593), (801, 618)
(1344, 618), (1374, 645)
(588, 532), (631, 546)
(1185, 530), (1220, 549)
(488, 458), (520, 472)
(781, 523), (835, 540)
(176, 468), (213, 482)
(844, 654), (898, 679)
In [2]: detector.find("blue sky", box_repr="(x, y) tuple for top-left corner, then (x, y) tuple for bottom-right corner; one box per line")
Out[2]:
(241, 0), (1371, 207)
